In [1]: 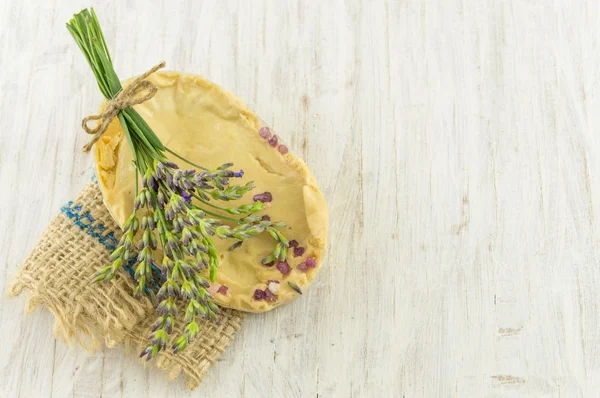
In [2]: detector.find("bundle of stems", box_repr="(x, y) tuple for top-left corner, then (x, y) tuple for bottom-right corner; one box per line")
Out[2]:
(67, 8), (289, 360)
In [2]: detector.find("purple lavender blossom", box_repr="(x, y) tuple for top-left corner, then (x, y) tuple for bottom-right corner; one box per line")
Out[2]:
(179, 189), (192, 203)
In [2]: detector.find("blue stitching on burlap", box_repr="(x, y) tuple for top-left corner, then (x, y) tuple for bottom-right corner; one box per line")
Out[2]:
(60, 200), (162, 290)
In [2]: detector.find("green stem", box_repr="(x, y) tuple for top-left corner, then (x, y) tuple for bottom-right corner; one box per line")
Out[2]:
(134, 163), (139, 198)
(151, 190), (169, 247)
(195, 196), (230, 212)
(197, 206), (239, 223)
(190, 193), (239, 223)
(165, 148), (208, 171)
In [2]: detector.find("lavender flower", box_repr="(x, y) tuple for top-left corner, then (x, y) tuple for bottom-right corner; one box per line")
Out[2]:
(95, 155), (291, 360)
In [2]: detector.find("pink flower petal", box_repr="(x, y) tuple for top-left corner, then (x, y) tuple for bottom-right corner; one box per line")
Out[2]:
(259, 127), (272, 139)
(253, 289), (266, 300)
(217, 285), (229, 295)
(253, 192), (273, 203)
(207, 283), (220, 295)
(293, 246), (305, 257)
(306, 257), (317, 268)
(278, 144), (288, 154)
(268, 135), (278, 147)
(276, 261), (291, 275)
(297, 262), (309, 272)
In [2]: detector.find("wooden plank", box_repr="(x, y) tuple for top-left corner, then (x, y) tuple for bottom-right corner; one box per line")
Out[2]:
(2, 0), (600, 396)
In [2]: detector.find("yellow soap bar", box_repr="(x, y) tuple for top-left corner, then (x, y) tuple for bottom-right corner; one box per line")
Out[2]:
(94, 71), (328, 312)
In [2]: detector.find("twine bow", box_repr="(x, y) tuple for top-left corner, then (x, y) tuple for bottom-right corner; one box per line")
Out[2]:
(81, 61), (166, 152)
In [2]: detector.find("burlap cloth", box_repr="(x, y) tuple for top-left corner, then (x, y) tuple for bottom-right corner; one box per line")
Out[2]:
(9, 182), (245, 390)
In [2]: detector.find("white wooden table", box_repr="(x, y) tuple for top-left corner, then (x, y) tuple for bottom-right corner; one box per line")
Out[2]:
(1, 1), (600, 396)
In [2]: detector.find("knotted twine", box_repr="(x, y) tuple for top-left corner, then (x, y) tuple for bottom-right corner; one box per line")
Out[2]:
(81, 61), (166, 152)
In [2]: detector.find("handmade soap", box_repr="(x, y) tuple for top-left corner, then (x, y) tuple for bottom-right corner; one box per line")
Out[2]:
(94, 71), (328, 312)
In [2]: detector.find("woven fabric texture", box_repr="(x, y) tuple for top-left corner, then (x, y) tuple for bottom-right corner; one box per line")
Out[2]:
(9, 182), (245, 390)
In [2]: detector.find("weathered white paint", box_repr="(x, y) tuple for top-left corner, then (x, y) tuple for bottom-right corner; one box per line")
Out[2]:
(1, 1), (600, 396)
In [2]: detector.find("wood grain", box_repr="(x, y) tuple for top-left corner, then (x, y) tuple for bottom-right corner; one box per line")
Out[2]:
(1, 0), (600, 396)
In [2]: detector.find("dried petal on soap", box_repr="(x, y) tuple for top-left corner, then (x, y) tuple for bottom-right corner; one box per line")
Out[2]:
(293, 246), (305, 257)
(253, 192), (273, 203)
(289, 240), (299, 248)
(217, 285), (229, 295)
(253, 289), (266, 300)
(306, 257), (317, 268)
(276, 261), (291, 276)
(297, 262), (309, 272)
(268, 135), (278, 147)
(278, 144), (288, 154)
(261, 215), (271, 221)
(259, 127), (272, 139)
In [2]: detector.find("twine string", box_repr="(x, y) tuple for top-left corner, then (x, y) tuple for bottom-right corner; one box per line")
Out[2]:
(81, 61), (166, 152)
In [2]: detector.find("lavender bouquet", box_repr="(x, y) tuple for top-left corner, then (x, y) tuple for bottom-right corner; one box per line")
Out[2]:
(67, 8), (291, 360)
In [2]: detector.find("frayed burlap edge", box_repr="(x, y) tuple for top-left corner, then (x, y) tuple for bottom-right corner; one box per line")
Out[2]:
(8, 183), (246, 390)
